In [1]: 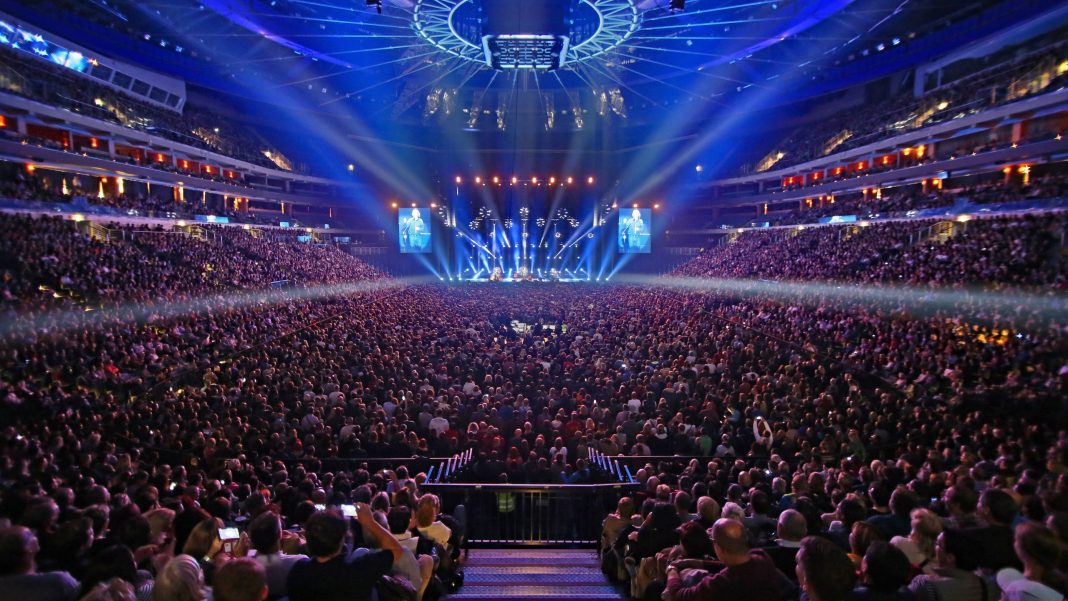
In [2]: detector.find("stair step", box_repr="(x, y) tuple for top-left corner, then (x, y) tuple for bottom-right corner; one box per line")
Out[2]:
(464, 556), (600, 567)
(448, 584), (621, 600)
(450, 548), (622, 600)
(464, 568), (610, 585)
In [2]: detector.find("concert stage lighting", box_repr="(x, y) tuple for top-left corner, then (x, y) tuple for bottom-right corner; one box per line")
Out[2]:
(587, 176), (595, 184)
(455, 176), (462, 184)
(475, 176), (482, 184)
(566, 176), (573, 184)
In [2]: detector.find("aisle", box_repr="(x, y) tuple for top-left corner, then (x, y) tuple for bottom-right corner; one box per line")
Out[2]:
(448, 548), (623, 600)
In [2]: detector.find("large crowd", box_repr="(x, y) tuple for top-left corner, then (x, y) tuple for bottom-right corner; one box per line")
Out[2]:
(0, 189), (1066, 601)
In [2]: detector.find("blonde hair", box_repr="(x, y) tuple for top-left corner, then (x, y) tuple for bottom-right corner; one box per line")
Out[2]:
(182, 518), (221, 559)
(153, 555), (206, 601)
(909, 508), (943, 560)
(144, 508), (176, 546)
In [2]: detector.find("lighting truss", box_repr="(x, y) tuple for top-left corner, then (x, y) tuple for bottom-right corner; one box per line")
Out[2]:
(411, 0), (641, 70)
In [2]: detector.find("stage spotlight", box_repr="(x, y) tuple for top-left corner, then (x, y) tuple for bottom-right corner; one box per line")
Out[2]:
(511, 176), (518, 185)
(654, 203), (661, 209)
(492, 176), (500, 184)
(347, 164), (355, 172)
(632, 203), (638, 209)
(455, 176), (462, 184)
(695, 164), (703, 173)
(475, 176), (482, 184)
(532, 176), (538, 185)
(390, 202), (398, 209)
(566, 176), (573, 184)
(549, 176), (556, 185)
(587, 176), (595, 184)
(431, 202), (438, 208)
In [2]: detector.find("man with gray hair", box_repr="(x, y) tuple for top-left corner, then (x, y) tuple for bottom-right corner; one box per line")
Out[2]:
(664, 518), (794, 601)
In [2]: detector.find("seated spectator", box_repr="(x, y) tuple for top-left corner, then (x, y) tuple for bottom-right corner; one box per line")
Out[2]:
(868, 490), (917, 541)
(213, 559), (267, 601)
(246, 512), (307, 600)
(285, 506), (402, 601)
(942, 485), (981, 530)
(796, 536), (857, 601)
(0, 526), (80, 601)
(628, 503), (681, 562)
(909, 529), (998, 601)
(996, 523), (1067, 601)
(762, 509), (807, 582)
(154, 555), (209, 601)
(853, 541), (917, 601)
(849, 522), (883, 571)
(695, 496), (722, 529)
(413, 495), (452, 552)
(663, 518), (795, 601)
(962, 489), (1023, 572)
(890, 508), (942, 575)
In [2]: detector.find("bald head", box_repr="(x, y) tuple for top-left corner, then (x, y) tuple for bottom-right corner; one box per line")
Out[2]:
(777, 509), (807, 542)
(711, 518), (749, 558)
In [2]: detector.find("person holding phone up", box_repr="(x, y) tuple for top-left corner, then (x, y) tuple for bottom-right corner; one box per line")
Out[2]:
(285, 503), (404, 601)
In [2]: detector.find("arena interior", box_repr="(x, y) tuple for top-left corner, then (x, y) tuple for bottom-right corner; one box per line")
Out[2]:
(1, 0), (1068, 600)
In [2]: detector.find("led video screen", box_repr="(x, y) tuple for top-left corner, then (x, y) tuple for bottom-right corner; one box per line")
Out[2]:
(399, 207), (431, 253)
(618, 208), (650, 253)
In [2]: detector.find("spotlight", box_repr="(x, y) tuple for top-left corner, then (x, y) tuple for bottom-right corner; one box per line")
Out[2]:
(532, 176), (538, 185)
(492, 176), (500, 184)
(390, 202), (398, 209)
(654, 203), (661, 209)
(566, 176), (573, 184)
(475, 176), (482, 184)
(511, 176), (518, 185)
(347, 164), (355, 172)
(695, 164), (703, 173)
(549, 176), (556, 185)
(455, 176), (462, 184)
(587, 176), (595, 184)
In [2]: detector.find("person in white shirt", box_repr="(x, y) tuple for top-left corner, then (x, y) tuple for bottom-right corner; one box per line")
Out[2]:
(414, 495), (452, 549)
(428, 411), (450, 437)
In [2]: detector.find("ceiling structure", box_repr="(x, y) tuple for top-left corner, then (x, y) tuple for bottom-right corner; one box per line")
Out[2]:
(86, 0), (1000, 133)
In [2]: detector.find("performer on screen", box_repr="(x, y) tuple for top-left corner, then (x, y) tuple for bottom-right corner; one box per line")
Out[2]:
(400, 208), (427, 251)
(620, 208), (645, 250)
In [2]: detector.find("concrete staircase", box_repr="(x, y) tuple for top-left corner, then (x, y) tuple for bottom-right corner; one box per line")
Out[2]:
(449, 549), (622, 601)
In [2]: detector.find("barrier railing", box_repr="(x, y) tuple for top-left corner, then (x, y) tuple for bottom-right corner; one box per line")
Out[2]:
(432, 448), (473, 482)
(421, 482), (639, 546)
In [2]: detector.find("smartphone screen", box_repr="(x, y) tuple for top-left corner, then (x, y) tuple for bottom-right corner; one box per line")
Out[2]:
(314, 504), (326, 511)
(341, 504), (357, 518)
(219, 527), (240, 540)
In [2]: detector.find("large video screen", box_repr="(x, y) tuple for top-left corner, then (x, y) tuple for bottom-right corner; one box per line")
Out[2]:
(618, 208), (651, 253)
(398, 207), (431, 253)
(0, 20), (91, 73)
